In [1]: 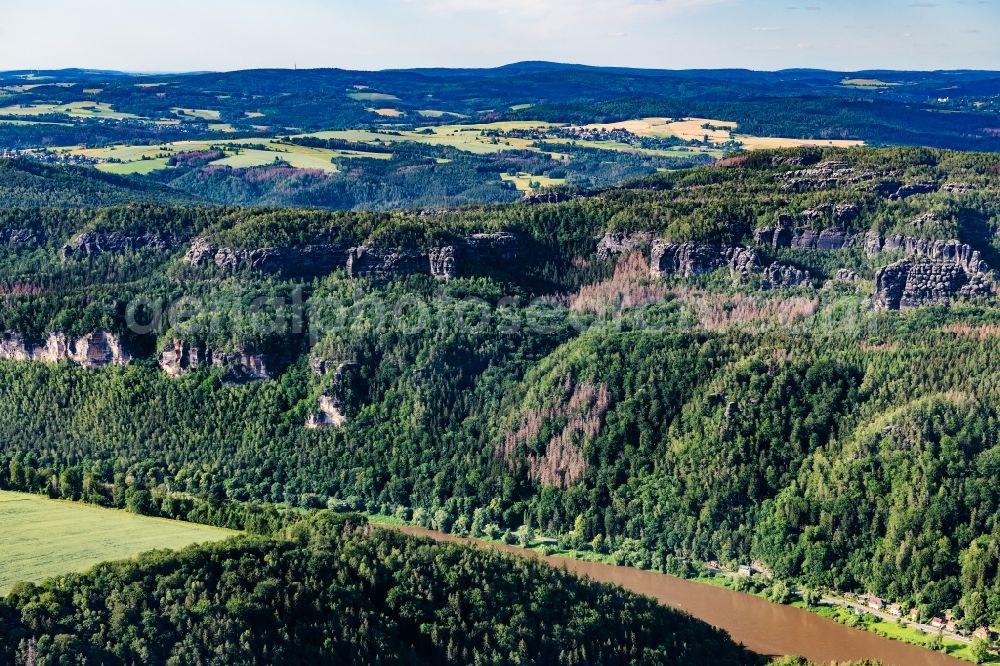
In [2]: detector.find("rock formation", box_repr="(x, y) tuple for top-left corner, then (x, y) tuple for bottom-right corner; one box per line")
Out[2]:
(305, 358), (353, 428)
(184, 232), (518, 282)
(0, 330), (130, 368)
(1, 228), (38, 248)
(753, 224), (857, 251)
(158, 339), (270, 384)
(649, 241), (807, 287)
(762, 263), (811, 289)
(835, 269), (860, 283)
(183, 238), (348, 277)
(345, 247), (427, 281)
(874, 259), (992, 310)
(596, 231), (654, 260)
(62, 231), (171, 261)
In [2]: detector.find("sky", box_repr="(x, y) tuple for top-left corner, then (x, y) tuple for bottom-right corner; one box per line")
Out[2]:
(0, 0), (997, 73)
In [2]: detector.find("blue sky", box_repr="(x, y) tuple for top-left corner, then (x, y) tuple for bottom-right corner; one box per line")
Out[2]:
(0, 0), (996, 72)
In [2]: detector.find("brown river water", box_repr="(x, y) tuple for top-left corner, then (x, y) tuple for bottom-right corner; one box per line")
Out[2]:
(392, 525), (962, 666)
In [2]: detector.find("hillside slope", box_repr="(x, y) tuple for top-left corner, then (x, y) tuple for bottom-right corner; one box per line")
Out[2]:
(2, 146), (1000, 629)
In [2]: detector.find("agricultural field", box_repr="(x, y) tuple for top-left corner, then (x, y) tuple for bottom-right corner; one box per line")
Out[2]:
(416, 109), (466, 118)
(48, 137), (392, 174)
(842, 78), (902, 87)
(367, 107), (405, 117)
(298, 121), (558, 155)
(348, 91), (400, 102)
(0, 491), (235, 594)
(572, 116), (863, 149)
(500, 171), (567, 191)
(0, 101), (139, 120)
(172, 107), (222, 120)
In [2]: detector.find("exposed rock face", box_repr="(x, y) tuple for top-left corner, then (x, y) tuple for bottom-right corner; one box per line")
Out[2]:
(753, 225), (793, 249)
(62, 231), (171, 261)
(158, 339), (270, 383)
(306, 395), (347, 428)
(727, 247), (761, 275)
(943, 182), (976, 194)
(864, 231), (883, 257)
(1, 228), (38, 248)
(791, 228), (857, 251)
(754, 226), (855, 250)
(428, 246), (457, 280)
(762, 263), (811, 289)
(771, 154), (821, 167)
(346, 247), (427, 281)
(835, 269), (860, 283)
(650, 241), (727, 278)
(783, 161), (879, 191)
(0, 331), (129, 368)
(650, 241), (805, 288)
(801, 203), (860, 226)
(596, 231), (654, 260)
(874, 259), (992, 310)
(184, 233), (518, 282)
(889, 181), (938, 200)
(184, 238), (348, 277)
(305, 358), (353, 428)
(880, 236), (988, 274)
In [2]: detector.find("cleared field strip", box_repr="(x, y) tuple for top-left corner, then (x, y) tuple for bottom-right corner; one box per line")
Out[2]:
(0, 490), (235, 594)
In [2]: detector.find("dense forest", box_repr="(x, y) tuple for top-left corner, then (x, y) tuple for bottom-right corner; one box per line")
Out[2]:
(0, 511), (755, 664)
(4, 145), (1000, 636)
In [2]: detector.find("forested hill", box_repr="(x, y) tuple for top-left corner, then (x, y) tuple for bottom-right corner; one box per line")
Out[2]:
(0, 512), (756, 665)
(6, 146), (1000, 633)
(3, 64), (1000, 151)
(0, 159), (198, 207)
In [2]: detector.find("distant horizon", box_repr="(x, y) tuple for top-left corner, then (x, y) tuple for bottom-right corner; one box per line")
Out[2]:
(1, 0), (997, 73)
(3, 61), (1000, 77)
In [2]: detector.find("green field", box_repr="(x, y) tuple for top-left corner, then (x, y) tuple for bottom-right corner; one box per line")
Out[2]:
(97, 157), (173, 175)
(348, 91), (400, 102)
(172, 107), (222, 120)
(0, 101), (138, 120)
(500, 171), (567, 191)
(0, 491), (235, 594)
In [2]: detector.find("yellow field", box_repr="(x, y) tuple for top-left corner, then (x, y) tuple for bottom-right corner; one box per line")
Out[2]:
(368, 107), (405, 117)
(574, 117), (735, 142)
(737, 136), (864, 149)
(245, 111), (265, 118)
(0, 490), (235, 594)
(573, 116), (862, 149)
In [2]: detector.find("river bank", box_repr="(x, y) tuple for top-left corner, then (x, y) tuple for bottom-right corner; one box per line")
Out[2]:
(377, 522), (968, 666)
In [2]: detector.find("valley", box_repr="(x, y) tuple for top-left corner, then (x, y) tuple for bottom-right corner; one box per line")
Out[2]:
(3, 51), (1000, 665)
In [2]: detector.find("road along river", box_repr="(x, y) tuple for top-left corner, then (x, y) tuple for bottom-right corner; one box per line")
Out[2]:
(391, 525), (963, 666)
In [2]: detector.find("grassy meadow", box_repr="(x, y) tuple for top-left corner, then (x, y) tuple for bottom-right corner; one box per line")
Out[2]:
(0, 491), (235, 594)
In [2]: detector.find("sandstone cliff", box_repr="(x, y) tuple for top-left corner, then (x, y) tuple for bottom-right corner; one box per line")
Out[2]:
(305, 357), (352, 428)
(874, 259), (992, 310)
(0, 331), (130, 368)
(184, 232), (518, 282)
(158, 339), (271, 384)
(61, 231), (172, 261)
